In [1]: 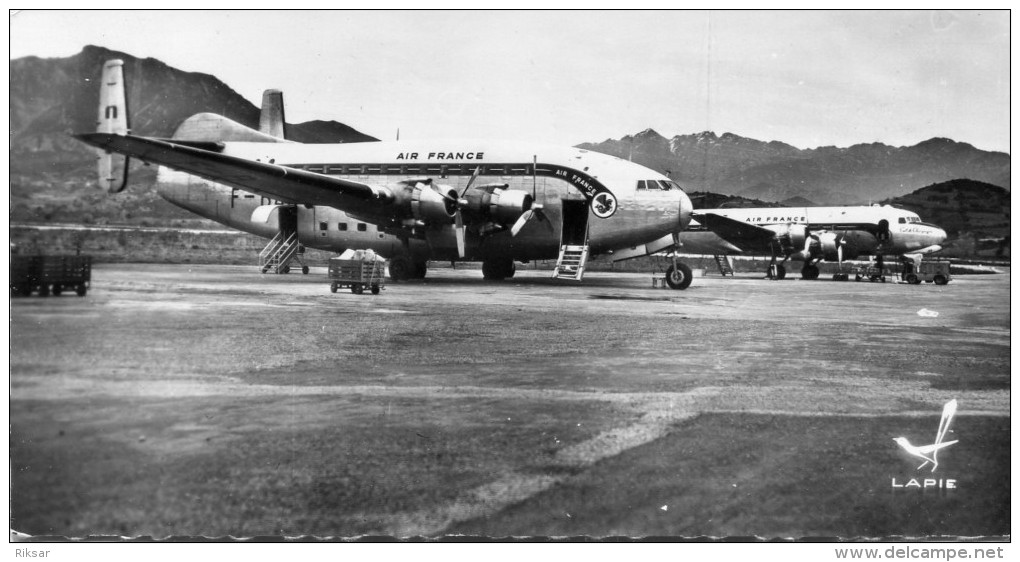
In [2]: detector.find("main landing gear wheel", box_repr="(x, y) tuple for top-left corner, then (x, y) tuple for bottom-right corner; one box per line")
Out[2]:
(767, 263), (786, 280)
(302, 265), (310, 275)
(801, 264), (820, 280)
(665, 263), (693, 290)
(482, 258), (515, 280)
(388, 256), (413, 281)
(413, 261), (428, 279)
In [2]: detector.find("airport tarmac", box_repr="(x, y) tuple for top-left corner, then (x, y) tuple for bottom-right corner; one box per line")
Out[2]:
(9, 264), (1011, 538)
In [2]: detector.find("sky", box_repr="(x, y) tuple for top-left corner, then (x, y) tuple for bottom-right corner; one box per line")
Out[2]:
(9, 9), (1012, 153)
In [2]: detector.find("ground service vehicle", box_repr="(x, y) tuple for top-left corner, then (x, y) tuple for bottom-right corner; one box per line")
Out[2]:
(10, 255), (92, 297)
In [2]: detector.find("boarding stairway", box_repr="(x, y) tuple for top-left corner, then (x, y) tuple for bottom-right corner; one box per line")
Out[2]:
(552, 244), (590, 281)
(259, 231), (305, 274)
(713, 255), (734, 276)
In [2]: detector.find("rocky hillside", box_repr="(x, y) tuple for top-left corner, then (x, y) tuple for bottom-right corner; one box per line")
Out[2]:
(883, 179), (1010, 256)
(579, 129), (1010, 205)
(10, 45), (377, 177)
(10, 45), (378, 226)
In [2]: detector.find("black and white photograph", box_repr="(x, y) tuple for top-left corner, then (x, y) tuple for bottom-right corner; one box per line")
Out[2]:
(8, 8), (1011, 552)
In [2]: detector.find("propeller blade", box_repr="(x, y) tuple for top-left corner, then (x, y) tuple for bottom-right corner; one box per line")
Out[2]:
(510, 209), (533, 237)
(455, 210), (466, 258)
(460, 166), (481, 199)
(510, 204), (544, 236)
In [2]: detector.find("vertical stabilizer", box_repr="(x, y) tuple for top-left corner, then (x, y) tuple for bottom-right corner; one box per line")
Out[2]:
(96, 59), (130, 193)
(259, 89), (286, 139)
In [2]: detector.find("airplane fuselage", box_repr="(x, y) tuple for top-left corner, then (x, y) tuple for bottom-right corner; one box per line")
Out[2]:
(681, 205), (947, 258)
(155, 139), (693, 263)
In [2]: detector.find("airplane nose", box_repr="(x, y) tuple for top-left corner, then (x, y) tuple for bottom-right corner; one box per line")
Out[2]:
(678, 190), (693, 231)
(933, 227), (948, 245)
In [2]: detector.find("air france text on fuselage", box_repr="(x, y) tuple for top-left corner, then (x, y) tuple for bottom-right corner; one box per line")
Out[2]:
(744, 216), (807, 224)
(395, 152), (484, 160)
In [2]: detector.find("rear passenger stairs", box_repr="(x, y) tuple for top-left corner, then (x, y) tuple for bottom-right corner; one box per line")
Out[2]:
(259, 231), (306, 274)
(713, 255), (734, 276)
(552, 245), (590, 281)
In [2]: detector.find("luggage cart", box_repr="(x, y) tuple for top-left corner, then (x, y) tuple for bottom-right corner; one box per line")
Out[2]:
(10, 255), (92, 297)
(328, 250), (386, 295)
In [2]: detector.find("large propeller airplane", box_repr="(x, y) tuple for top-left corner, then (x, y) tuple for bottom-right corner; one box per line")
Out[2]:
(680, 205), (947, 280)
(76, 60), (698, 289)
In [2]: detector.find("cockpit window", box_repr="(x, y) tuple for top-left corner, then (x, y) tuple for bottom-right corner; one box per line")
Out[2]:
(899, 216), (921, 224)
(898, 217), (906, 224)
(637, 179), (685, 191)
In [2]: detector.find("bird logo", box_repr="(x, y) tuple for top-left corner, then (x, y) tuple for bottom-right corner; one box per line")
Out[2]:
(592, 192), (617, 218)
(893, 399), (958, 473)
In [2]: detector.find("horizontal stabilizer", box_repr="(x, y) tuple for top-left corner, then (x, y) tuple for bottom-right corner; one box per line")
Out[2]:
(173, 113), (293, 144)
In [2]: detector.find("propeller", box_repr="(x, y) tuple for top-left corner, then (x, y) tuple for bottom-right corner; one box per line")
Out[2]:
(510, 155), (546, 237)
(451, 167), (482, 258)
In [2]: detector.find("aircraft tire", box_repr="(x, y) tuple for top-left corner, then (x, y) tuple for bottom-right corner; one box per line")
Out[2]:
(388, 256), (413, 281)
(413, 261), (428, 279)
(371, 284), (381, 295)
(801, 264), (819, 280)
(302, 265), (310, 275)
(766, 264), (787, 280)
(482, 258), (514, 280)
(665, 263), (693, 290)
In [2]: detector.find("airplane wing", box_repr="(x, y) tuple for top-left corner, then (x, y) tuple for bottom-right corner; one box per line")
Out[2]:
(693, 212), (778, 252)
(75, 133), (393, 218)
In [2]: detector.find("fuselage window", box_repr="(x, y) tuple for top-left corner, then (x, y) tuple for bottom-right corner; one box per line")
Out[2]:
(357, 223), (367, 232)
(339, 223), (348, 231)
(319, 221), (328, 231)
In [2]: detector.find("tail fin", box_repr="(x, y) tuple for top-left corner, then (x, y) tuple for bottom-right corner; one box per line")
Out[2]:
(96, 59), (130, 193)
(259, 89), (286, 139)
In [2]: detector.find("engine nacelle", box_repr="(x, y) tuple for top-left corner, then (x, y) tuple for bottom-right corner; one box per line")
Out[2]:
(813, 231), (860, 261)
(461, 188), (534, 224)
(410, 182), (458, 224)
(763, 223), (808, 256)
(488, 189), (533, 224)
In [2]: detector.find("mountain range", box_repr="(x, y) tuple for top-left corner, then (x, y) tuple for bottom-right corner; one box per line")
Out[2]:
(578, 129), (1009, 205)
(10, 45), (377, 178)
(8, 46), (1011, 248)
